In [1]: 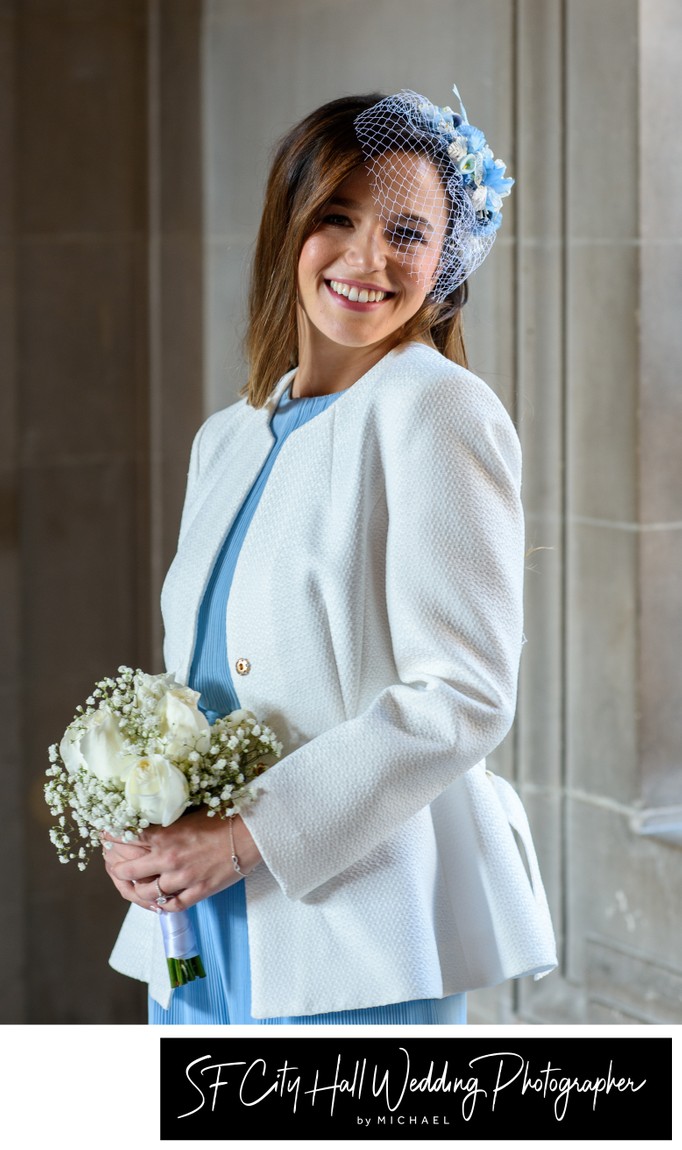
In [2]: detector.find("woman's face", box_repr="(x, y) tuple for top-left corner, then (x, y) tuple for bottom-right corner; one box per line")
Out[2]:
(296, 153), (448, 357)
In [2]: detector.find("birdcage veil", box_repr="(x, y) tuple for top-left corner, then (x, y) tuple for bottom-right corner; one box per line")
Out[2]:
(354, 87), (513, 301)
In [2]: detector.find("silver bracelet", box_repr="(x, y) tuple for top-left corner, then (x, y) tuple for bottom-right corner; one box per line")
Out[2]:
(229, 817), (252, 877)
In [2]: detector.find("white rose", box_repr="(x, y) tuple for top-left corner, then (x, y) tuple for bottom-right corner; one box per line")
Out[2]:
(157, 688), (211, 756)
(133, 670), (176, 709)
(226, 708), (256, 724)
(59, 709), (136, 784)
(133, 672), (210, 756)
(124, 755), (190, 826)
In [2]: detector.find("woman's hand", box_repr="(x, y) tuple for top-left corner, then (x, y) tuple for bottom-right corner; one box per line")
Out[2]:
(101, 810), (262, 912)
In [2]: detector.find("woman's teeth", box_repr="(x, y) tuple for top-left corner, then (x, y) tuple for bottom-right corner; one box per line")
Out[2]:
(329, 280), (388, 303)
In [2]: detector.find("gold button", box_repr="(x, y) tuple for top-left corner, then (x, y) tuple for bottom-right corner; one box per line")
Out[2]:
(235, 657), (251, 676)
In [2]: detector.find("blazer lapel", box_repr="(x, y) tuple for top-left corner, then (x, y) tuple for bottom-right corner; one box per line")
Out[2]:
(168, 370), (296, 681)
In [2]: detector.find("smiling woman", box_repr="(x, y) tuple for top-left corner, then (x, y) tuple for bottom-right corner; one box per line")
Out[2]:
(295, 156), (448, 393)
(245, 93), (479, 407)
(106, 88), (557, 1025)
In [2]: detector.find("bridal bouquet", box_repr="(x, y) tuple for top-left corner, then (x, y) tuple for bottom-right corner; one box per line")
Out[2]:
(45, 666), (282, 987)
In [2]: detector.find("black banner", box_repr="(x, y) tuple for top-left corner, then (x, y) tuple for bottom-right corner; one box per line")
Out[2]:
(159, 1036), (671, 1141)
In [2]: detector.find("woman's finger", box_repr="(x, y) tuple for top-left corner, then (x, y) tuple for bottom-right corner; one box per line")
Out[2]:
(107, 870), (164, 912)
(107, 853), (161, 885)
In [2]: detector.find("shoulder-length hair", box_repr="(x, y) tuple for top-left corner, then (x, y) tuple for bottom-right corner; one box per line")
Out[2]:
(243, 94), (468, 408)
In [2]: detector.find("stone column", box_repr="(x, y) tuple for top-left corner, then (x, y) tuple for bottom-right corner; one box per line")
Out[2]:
(1, 0), (203, 1024)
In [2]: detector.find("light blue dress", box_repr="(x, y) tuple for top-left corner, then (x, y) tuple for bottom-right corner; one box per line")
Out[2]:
(149, 383), (466, 1025)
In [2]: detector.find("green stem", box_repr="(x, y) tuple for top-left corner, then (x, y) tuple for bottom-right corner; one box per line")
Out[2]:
(167, 954), (207, 988)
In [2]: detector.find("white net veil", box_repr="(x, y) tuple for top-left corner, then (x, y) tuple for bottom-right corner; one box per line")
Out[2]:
(354, 88), (513, 302)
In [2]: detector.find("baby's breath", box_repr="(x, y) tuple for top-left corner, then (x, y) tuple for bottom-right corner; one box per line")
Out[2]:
(44, 667), (281, 868)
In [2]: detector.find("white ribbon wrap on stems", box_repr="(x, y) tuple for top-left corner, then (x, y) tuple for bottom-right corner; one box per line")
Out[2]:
(109, 905), (206, 1009)
(159, 908), (199, 960)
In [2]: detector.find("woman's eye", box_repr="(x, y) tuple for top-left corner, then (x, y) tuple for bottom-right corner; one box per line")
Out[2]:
(321, 213), (352, 227)
(389, 225), (426, 246)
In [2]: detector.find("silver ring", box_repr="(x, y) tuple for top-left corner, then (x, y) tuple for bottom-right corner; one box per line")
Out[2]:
(155, 879), (168, 906)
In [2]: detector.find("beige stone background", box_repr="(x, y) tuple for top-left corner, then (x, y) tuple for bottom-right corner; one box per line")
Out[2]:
(1, 0), (680, 1026)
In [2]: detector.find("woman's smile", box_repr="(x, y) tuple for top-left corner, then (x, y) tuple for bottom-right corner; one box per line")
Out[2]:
(326, 278), (393, 306)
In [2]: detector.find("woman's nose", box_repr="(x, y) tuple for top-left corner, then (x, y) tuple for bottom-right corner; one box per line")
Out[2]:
(345, 222), (388, 271)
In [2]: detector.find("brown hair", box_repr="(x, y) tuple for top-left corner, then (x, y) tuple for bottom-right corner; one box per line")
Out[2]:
(243, 94), (468, 408)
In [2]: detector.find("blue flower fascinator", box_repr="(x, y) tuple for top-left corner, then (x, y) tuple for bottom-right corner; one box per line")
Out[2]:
(354, 86), (514, 300)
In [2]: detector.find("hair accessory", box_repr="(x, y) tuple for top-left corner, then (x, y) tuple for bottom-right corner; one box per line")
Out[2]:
(354, 86), (514, 301)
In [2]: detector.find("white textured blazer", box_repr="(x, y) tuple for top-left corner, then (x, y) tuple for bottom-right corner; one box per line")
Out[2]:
(110, 341), (557, 1016)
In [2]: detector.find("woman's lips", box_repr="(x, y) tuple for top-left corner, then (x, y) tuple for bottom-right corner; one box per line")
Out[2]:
(326, 279), (394, 307)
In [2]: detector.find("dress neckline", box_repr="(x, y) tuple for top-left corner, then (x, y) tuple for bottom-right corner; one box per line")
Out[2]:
(278, 383), (345, 407)
(263, 342), (432, 420)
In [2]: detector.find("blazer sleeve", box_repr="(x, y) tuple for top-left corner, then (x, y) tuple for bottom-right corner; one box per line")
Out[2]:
(241, 372), (525, 900)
